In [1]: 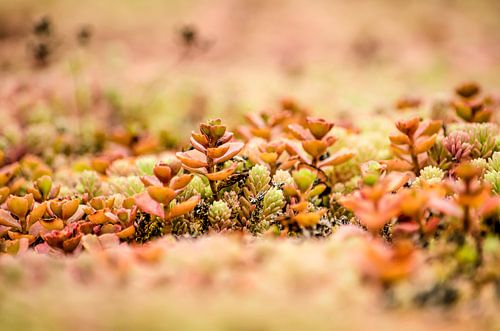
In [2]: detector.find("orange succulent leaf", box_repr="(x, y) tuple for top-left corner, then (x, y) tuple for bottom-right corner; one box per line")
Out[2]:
(414, 134), (437, 154)
(176, 150), (208, 168)
(382, 159), (413, 172)
(7, 195), (29, 219)
(389, 134), (411, 145)
(259, 152), (279, 164)
(116, 225), (136, 239)
(88, 210), (109, 224)
(168, 195), (200, 219)
(191, 131), (209, 147)
(390, 143), (410, 156)
(293, 209), (326, 227)
(62, 234), (83, 253)
(153, 165), (173, 184)
(39, 218), (64, 231)
(415, 120), (442, 137)
(147, 186), (176, 205)
(290, 201), (308, 213)
(207, 145), (230, 159)
(279, 158), (299, 170)
(8, 231), (36, 244)
(134, 192), (165, 218)
(306, 117), (334, 140)
(395, 117), (420, 136)
(317, 148), (355, 168)
(360, 239), (416, 283)
(250, 127), (272, 140)
(473, 108), (492, 122)
(205, 162), (238, 181)
(302, 140), (328, 158)
(62, 199), (80, 220)
(169, 174), (193, 190)
(213, 142), (245, 164)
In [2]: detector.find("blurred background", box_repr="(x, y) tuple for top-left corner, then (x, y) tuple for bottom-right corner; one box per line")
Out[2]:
(1, 0), (499, 129)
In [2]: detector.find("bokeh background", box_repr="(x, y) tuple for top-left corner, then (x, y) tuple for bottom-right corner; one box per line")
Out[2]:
(1, 0), (499, 142)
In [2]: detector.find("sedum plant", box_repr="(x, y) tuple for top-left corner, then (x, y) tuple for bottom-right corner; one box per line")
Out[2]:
(134, 160), (200, 225)
(176, 119), (244, 199)
(287, 117), (355, 177)
(452, 82), (494, 123)
(386, 116), (441, 175)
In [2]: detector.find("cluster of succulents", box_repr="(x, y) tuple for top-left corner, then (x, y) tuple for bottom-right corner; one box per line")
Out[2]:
(0, 82), (498, 319)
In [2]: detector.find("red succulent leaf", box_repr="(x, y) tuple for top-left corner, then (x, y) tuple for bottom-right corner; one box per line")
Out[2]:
(134, 192), (165, 218)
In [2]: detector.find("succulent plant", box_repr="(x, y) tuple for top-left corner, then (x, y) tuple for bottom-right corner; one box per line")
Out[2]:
(385, 116), (441, 175)
(208, 200), (232, 231)
(412, 166), (445, 188)
(280, 169), (327, 229)
(76, 170), (102, 198)
(287, 117), (355, 176)
(340, 172), (410, 235)
(134, 160), (200, 225)
(452, 82), (494, 123)
(176, 119), (245, 199)
(484, 152), (500, 194)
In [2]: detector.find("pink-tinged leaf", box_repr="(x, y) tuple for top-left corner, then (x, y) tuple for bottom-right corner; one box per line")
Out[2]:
(0, 209), (21, 230)
(134, 192), (165, 218)
(393, 222), (419, 234)
(288, 124), (313, 140)
(104, 212), (120, 224)
(34, 242), (52, 254)
(214, 142), (245, 164)
(182, 165), (208, 175)
(415, 119), (442, 137)
(140, 175), (163, 187)
(190, 136), (207, 153)
(81, 233), (120, 253)
(478, 196), (500, 217)
(67, 206), (85, 223)
(205, 162), (238, 181)
(385, 172), (411, 192)
(427, 197), (463, 218)
(176, 150), (208, 168)
(285, 140), (310, 163)
(245, 113), (266, 128)
(217, 131), (234, 145)
(317, 148), (355, 168)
